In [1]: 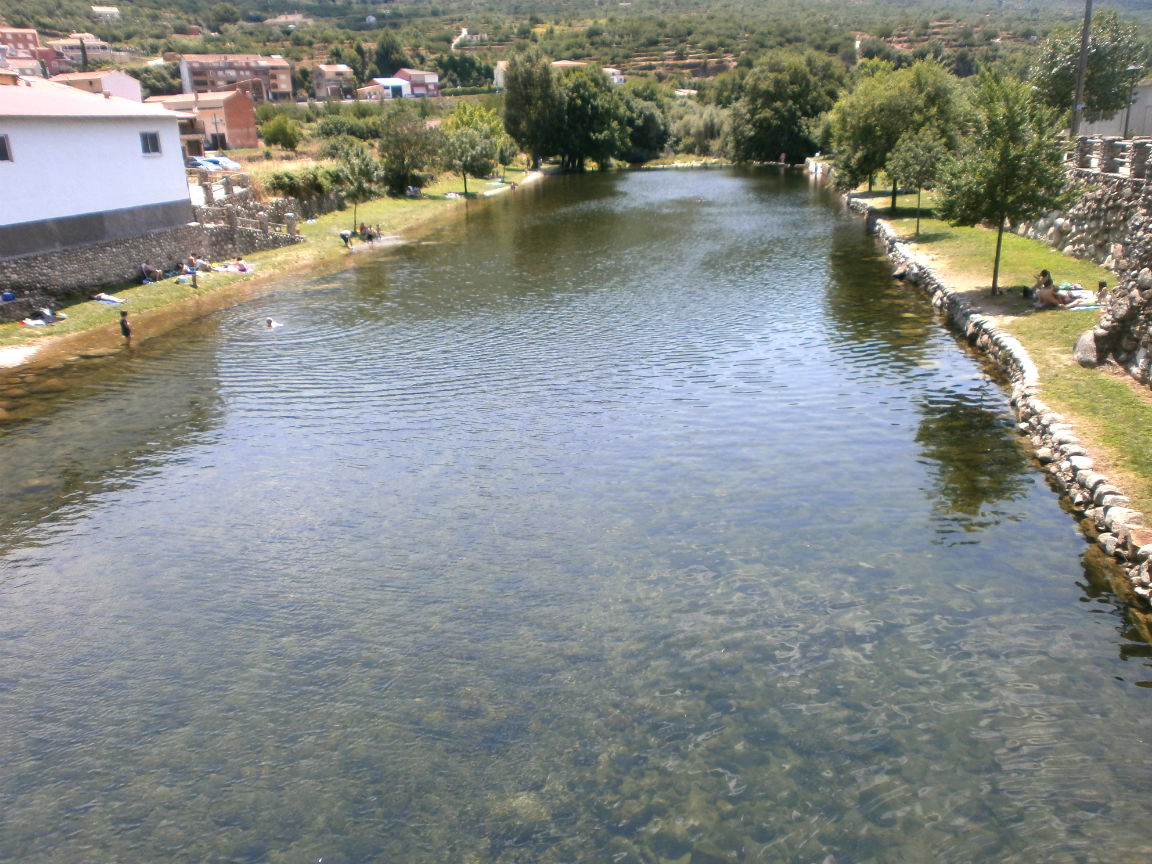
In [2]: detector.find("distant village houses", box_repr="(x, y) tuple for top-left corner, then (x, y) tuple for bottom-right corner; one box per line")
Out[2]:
(90, 6), (121, 23)
(51, 69), (142, 102)
(356, 77), (412, 101)
(0, 28), (72, 77)
(46, 33), (113, 66)
(145, 89), (258, 151)
(0, 72), (192, 257)
(179, 53), (293, 103)
(314, 63), (355, 100)
(394, 68), (439, 98)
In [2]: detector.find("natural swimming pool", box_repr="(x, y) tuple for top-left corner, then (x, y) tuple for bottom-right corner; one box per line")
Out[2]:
(1, 168), (1150, 863)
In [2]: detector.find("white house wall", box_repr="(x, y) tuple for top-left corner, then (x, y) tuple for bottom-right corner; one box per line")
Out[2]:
(0, 115), (192, 256)
(1080, 81), (1152, 139)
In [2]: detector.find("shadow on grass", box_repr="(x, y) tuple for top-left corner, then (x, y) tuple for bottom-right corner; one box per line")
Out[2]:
(901, 230), (950, 244)
(852, 190), (892, 201)
(884, 206), (940, 221)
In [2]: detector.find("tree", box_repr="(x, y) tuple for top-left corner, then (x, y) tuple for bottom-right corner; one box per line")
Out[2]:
(260, 114), (303, 151)
(827, 61), (964, 209)
(1030, 9), (1144, 127)
(554, 67), (628, 172)
(330, 141), (381, 231)
(374, 30), (412, 78)
(728, 50), (844, 164)
(207, 3), (241, 30)
(617, 88), (669, 163)
(885, 127), (946, 236)
(441, 103), (501, 194)
(503, 46), (564, 169)
(377, 102), (439, 196)
(936, 70), (1072, 295)
(129, 62), (182, 98)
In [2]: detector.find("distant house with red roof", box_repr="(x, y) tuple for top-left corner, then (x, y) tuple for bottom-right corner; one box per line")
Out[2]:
(0, 74), (192, 257)
(394, 68), (439, 97)
(0, 28), (72, 77)
(145, 89), (258, 150)
(314, 63), (355, 100)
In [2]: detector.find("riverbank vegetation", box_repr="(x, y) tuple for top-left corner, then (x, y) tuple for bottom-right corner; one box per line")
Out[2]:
(873, 190), (1152, 516)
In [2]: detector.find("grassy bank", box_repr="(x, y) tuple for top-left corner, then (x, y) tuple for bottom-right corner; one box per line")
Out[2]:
(866, 190), (1152, 515)
(0, 168), (529, 357)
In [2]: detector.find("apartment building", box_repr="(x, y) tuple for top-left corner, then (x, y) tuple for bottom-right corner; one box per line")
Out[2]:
(179, 53), (293, 103)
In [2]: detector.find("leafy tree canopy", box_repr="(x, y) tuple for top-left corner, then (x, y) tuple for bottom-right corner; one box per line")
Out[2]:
(936, 69), (1072, 293)
(728, 49), (844, 163)
(1030, 9), (1146, 125)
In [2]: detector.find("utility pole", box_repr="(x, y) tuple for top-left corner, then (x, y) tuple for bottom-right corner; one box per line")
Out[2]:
(1070, 0), (1093, 137)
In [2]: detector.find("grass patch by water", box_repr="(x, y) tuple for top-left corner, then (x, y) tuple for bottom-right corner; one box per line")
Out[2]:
(871, 191), (1152, 514)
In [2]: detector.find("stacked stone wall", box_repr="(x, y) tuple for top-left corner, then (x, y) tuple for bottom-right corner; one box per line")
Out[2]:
(1014, 171), (1151, 270)
(0, 224), (301, 322)
(848, 196), (1152, 609)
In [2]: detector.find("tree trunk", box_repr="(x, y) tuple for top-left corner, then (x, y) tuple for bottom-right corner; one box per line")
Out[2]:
(990, 215), (1006, 295)
(890, 180), (898, 213)
(915, 188), (922, 237)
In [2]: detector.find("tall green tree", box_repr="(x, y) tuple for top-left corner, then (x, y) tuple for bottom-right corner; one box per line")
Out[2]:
(330, 141), (381, 231)
(374, 30), (412, 78)
(885, 127), (946, 236)
(377, 102), (439, 196)
(936, 70), (1072, 295)
(728, 50), (844, 164)
(827, 61), (964, 209)
(617, 88), (669, 163)
(441, 103), (501, 194)
(1030, 9), (1145, 127)
(554, 67), (628, 172)
(503, 46), (564, 169)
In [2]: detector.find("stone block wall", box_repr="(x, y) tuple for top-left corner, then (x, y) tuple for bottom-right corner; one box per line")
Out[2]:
(1013, 170), (1150, 270)
(0, 224), (301, 321)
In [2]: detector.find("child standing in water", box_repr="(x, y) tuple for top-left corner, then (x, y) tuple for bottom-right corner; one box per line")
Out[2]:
(120, 310), (132, 341)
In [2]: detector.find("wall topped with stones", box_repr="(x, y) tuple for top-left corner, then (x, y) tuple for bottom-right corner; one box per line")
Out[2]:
(1013, 170), (1150, 272)
(0, 224), (301, 322)
(847, 195), (1152, 611)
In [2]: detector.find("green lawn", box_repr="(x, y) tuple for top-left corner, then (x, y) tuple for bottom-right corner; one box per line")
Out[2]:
(873, 191), (1152, 514)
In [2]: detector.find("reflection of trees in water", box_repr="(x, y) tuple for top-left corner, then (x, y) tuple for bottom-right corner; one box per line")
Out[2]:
(915, 388), (1030, 537)
(1077, 544), (1152, 671)
(823, 221), (937, 371)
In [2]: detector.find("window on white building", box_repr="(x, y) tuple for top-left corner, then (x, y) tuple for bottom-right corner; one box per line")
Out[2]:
(0, 134), (12, 161)
(140, 131), (160, 154)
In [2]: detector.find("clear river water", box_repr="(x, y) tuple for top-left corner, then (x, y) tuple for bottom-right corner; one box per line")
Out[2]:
(1, 168), (1150, 864)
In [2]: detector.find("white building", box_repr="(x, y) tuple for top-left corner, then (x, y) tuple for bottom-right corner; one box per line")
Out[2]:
(51, 69), (143, 101)
(356, 77), (411, 101)
(45, 33), (112, 66)
(1080, 78), (1152, 139)
(0, 73), (192, 257)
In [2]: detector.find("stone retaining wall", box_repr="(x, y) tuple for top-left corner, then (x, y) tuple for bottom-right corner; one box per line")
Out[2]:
(1013, 170), (1150, 270)
(848, 196), (1152, 609)
(0, 224), (302, 322)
